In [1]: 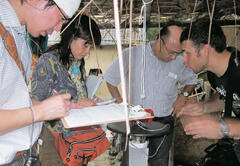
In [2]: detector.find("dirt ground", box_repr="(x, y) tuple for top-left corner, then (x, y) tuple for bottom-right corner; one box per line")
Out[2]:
(173, 118), (217, 165)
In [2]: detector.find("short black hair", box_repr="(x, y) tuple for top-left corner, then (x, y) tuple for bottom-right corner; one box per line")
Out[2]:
(157, 21), (182, 42)
(180, 18), (226, 53)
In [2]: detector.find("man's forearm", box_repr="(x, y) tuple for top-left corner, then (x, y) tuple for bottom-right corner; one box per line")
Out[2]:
(173, 84), (196, 114)
(106, 82), (122, 103)
(0, 108), (33, 135)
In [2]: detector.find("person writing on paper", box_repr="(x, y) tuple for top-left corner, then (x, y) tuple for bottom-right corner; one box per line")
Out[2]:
(104, 22), (197, 166)
(0, 0), (81, 165)
(31, 14), (109, 165)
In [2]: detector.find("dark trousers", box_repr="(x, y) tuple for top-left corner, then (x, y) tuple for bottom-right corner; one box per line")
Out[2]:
(235, 140), (240, 163)
(120, 116), (174, 166)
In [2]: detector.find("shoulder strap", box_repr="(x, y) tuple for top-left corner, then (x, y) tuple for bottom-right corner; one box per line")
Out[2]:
(0, 22), (26, 82)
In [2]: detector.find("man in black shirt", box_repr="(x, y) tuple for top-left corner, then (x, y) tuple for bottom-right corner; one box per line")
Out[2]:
(175, 18), (240, 149)
(207, 46), (240, 119)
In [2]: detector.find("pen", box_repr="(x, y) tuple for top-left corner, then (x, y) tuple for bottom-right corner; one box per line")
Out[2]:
(52, 89), (59, 96)
(96, 98), (116, 106)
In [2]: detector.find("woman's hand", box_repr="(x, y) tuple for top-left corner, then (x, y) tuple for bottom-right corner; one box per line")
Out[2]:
(70, 102), (84, 109)
(92, 95), (102, 103)
(78, 98), (97, 107)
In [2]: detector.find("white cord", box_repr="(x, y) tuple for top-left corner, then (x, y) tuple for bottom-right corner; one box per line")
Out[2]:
(29, 106), (35, 157)
(233, 0), (239, 67)
(139, 0), (154, 101)
(113, 0), (130, 151)
(140, 21), (146, 100)
(136, 121), (170, 132)
(138, 0), (154, 25)
(148, 135), (166, 158)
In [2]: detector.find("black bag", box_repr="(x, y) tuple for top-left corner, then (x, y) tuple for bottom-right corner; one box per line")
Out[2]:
(203, 138), (240, 166)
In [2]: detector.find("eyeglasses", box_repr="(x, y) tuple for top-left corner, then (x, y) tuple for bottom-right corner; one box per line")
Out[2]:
(53, 1), (68, 23)
(161, 38), (183, 57)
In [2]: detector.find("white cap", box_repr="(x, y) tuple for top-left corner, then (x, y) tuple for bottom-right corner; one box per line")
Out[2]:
(53, 0), (81, 18)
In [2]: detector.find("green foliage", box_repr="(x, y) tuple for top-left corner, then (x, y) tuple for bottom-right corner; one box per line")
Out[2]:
(198, 70), (208, 81)
(147, 28), (160, 41)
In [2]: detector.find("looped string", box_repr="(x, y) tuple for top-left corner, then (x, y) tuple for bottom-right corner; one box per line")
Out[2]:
(138, 0), (153, 25)
(139, 0), (153, 101)
(206, 0), (216, 56)
(187, 0), (198, 40)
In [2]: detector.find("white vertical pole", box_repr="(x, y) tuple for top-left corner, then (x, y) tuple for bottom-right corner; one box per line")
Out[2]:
(113, 0), (130, 150)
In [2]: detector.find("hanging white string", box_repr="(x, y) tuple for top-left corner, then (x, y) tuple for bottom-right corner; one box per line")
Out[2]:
(128, 0), (133, 103)
(138, 0), (154, 25)
(233, 0), (239, 66)
(206, 0), (211, 18)
(206, 0), (216, 56)
(157, 0), (162, 52)
(120, 0), (123, 18)
(140, 0), (147, 101)
(187, 0), (198, 40)
(113, 0), (130, 151)
(157, 0), (160, 31)
(60, 0), (95, 35)
(139, 0), (153, 101)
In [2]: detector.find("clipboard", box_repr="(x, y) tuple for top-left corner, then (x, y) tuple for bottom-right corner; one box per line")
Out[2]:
(61, 103), (154, 128)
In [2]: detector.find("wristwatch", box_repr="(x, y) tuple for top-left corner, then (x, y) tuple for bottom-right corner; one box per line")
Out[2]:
(183, 92), (189, 97)
(219, 118), (229, 138)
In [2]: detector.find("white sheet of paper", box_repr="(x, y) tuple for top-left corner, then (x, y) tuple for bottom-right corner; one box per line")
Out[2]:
(63, 103), (147, 128)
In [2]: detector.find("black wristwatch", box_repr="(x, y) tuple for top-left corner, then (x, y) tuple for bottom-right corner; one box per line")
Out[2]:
(219, 118), (229, 138)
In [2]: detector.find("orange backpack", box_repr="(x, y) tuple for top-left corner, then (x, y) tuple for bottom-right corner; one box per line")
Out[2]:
(50, 125), (110, 166)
